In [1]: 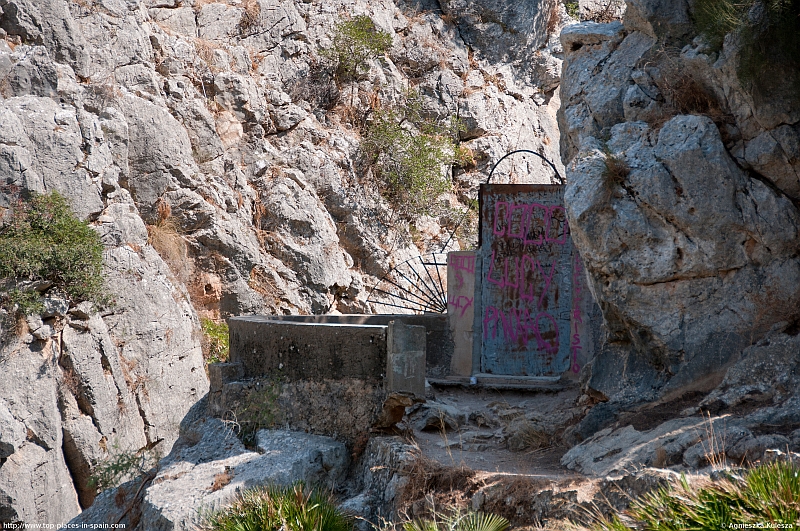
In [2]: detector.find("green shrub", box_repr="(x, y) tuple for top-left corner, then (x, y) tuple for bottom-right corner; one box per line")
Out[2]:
(322, 15), (393, 83)
(236, 379), (282, 447)
(361, 91), (462, 217)
(88, 445), (160, 492)
(203, 482), (353, 531)
(592, 460), (800, 530)
(201, 318), (229, 364)
(565, 0), (580, 19)
(693, 0), (800, 98)
(0, 191), (105, 315)
(404, 511), (509, 531)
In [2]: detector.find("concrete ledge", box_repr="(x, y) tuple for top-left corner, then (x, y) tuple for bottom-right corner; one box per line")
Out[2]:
(247, 314), (453, 378)
(208, 377), (385, 443)
(229, 318), (387, 381)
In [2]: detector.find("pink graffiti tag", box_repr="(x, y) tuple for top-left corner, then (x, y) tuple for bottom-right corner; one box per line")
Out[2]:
(451, 255), (476, 273)
(487, 251), (557, 311)
(491, 201), (569, 245)
(448, 295), (474, 318)
(451, 255), (476, 289)
(482, 305), (559, 354)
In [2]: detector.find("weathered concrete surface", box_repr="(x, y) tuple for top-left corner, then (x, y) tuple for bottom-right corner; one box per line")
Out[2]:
(261, 314), (454, 378)
(447, 252), (477, 377)
(209, 376), (385, 443)
(229, 317), (386, 381)
(386, 321), (426, 398)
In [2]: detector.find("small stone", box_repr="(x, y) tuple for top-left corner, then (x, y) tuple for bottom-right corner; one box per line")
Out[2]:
(32, 325), (54, 340)
(42, 298), (69, 318)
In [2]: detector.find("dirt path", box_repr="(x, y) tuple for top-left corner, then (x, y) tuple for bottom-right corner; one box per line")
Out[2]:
(394, 382), (610, 525)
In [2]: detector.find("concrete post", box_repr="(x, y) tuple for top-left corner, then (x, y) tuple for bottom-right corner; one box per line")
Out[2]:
(386, 320), (426, 398)
(447, 251), (476, 377)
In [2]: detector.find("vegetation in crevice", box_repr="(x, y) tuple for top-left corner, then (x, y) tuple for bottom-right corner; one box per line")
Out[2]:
(201, 318), (229, 364)
(0, 191), (106, 316)
(601, 149), (631, 187)
(321, 15), (393, 84)
(360, 90), (464, 218)
(693, 0), (800, 99)
(88, 444), (161, 493)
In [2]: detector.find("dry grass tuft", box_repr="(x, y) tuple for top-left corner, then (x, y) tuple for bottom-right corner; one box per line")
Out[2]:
(397, 451), (476, 513)
(480, 477), (556, 527)
(653, 446), (668, 468)
(211, 468), (233, 492)
(239, 0), (261, 33)
(194, 38), (219, 68)
(644, 49), (728, 126)
(147, 202), (191, 283)
(546, 0), (561, 37)
(507, 421), (553, 452)
(248, 266), (281, 306)
(602, 152), (630, 186)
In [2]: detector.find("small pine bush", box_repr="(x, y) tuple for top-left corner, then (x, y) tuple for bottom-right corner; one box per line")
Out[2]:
(0, 191), (105, 315)
(322, 15), (393, 83)
(361, 91), (463, 218)
(203, 483), (353, 531)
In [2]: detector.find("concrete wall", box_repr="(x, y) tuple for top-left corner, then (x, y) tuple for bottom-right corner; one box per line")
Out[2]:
(447, 252), (477, 377)
(255, 314), (453, 378)
(229, 317), (387, 381)
(211, 316), (434, 443)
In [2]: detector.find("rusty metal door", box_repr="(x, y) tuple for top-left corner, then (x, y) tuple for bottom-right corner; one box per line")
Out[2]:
(479, 184), (573, 377)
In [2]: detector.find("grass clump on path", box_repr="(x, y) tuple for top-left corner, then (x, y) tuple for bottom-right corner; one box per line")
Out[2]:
(203, 483), (353, 531)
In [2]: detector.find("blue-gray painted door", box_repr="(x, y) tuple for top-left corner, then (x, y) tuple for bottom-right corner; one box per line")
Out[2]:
(479, 184), (573, 377)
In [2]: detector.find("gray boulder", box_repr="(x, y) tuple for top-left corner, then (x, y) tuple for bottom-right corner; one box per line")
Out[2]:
(71, 422), (349, 531)
(559, 1), (800, 415)
(0, 0), (90, 76)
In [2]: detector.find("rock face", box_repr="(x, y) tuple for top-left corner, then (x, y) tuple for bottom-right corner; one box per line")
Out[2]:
(72, 419), (350, 531)
(0, 0), (566, 523)
(558, 2), (800, 424)
(0, 81), (209, 520)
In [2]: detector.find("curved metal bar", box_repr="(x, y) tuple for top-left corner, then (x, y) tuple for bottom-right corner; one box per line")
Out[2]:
(439, 150), (564, 253)
(487, 149), (564, 185)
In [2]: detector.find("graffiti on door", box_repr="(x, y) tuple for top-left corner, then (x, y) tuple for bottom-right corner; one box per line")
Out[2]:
(479, 184), (572, 377)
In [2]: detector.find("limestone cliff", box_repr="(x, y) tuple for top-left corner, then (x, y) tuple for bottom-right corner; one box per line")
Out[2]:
(559, 1), (800, 434)
(0, 0), (565, 523)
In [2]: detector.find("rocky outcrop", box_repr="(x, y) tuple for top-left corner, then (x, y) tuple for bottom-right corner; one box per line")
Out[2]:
(73, 418), (350, 531)
(1, 0), (567, 522)
(558, 2), (800, 427)
(0, 79), (208, 521)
